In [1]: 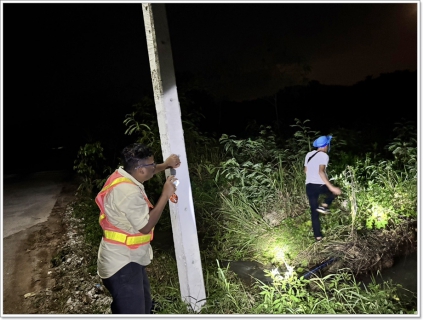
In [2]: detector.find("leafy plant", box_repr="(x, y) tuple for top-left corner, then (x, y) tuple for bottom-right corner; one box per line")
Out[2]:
(334, 156), (417, 231)
(285, 118), (321, 160)
(256, 269), (413, 314)
(73, 142), (112, 196)
(123, 97), (162, 155)
(216, 126), (285, 208)
(385, 119), (417, 176)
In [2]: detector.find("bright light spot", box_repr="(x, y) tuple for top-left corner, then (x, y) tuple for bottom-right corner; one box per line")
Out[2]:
(270, 246), (295, 280)
(271, 268), (280, 276)
(371, 204), (389, 221)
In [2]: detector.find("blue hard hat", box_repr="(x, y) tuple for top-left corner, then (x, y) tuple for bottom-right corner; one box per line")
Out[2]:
(313, 135), (332, 151)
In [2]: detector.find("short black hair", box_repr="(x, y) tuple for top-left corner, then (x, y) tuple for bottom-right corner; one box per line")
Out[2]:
(121, 143), (154, 172)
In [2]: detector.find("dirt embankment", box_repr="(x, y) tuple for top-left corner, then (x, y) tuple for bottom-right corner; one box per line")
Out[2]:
(2, 182), (88, 314)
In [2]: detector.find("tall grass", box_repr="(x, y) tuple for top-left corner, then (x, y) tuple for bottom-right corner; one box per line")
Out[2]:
(210, 192), (267, 261)
(273, 157), (310, 217)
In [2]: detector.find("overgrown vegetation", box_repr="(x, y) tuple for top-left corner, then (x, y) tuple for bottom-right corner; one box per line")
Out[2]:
(69, 98), (417, 314)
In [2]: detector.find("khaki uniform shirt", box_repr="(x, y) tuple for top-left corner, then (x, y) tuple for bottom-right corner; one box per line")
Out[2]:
(97, 167), (153, 279)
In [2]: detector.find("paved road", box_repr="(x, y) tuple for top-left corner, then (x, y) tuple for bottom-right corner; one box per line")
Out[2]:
(2, 171), (70, 238)
(2, 169), (77, 314)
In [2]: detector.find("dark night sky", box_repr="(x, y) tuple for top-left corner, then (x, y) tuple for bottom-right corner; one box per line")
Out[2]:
(1, 1), (419, 173)
(167, 2), (417, 86)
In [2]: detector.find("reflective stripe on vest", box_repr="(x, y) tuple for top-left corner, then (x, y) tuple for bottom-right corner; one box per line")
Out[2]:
(99, 213), (154, 246)
(96, 170), (154, 249)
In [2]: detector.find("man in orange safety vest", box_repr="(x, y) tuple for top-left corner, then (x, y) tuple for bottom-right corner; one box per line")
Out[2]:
(96, 142), (180, 314)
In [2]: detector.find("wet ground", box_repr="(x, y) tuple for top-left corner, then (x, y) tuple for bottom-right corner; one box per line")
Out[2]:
(357, 251), (418, 300)
(219, 251), (418, 300)
(219, 260), (274, 286)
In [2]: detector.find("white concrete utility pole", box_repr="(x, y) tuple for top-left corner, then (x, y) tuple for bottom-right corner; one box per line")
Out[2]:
(142, 3), (206, 312)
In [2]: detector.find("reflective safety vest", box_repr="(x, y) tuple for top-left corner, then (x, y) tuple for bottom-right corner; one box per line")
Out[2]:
(95, 170), (154, 249)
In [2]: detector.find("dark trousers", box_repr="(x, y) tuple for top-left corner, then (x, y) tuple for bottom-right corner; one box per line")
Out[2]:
(102, 262), (152, 314)
(306, 184), (335, 238)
